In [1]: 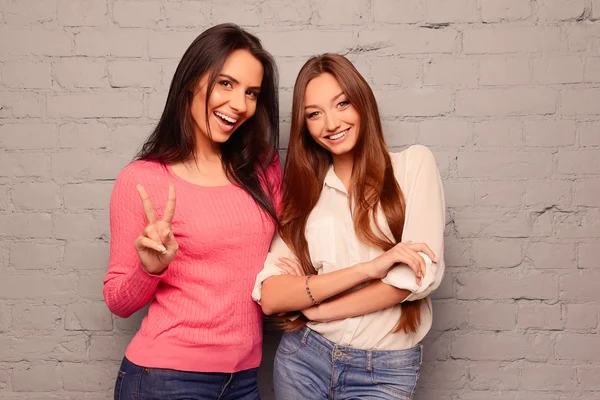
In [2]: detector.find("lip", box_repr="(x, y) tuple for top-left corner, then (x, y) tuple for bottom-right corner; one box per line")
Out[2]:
(324, 128), (350, 143)
(214, 110), (239, 122)
(213, 112), (237, 133)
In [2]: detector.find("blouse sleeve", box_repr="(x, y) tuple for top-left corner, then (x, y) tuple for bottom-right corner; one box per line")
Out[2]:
(252, 231), (295, 305)
(381, 145), (446, 302)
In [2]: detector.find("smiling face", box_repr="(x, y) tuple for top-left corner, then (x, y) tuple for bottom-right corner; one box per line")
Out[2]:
(303, 73), (360, 158)
(190, 49), (264, 145)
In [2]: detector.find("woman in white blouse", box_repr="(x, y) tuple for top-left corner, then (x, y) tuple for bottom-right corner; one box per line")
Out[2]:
(252, 53), (445, 400)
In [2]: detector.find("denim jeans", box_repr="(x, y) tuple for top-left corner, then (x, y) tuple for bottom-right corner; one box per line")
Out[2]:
(114, 357), (260, 400)
(274, 327), (422, 400)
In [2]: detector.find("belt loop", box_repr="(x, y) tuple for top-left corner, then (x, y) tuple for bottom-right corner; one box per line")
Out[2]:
(301, 327), (311, 344)
(366, 350), (372, 371)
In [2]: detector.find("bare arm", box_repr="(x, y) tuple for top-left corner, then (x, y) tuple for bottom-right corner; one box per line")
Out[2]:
(303, 281), (411, 322)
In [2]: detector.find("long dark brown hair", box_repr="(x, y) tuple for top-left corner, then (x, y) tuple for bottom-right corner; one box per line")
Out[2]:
(137, 23), (279, 221)
(278, 54), (421, 333)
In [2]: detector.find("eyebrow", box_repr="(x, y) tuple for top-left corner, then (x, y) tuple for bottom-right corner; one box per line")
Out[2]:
(218, 74), (261, 91)
(305, 91), (345, 109)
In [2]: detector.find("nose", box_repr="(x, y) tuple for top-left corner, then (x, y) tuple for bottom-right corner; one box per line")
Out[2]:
(229, 89), (247, 114)
(325, 112), (340, 132)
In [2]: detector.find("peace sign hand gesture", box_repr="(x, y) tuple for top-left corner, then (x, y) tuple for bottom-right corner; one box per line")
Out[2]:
(134, 184), (178, 275)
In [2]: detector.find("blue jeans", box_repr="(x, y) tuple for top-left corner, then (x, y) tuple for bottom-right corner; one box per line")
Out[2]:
(274, 327), (422, 400)
(114, 357), (260, 400)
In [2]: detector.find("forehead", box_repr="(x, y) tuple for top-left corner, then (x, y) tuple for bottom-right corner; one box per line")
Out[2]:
(305, 73), (343, 106)
(221, 49), (264, 86)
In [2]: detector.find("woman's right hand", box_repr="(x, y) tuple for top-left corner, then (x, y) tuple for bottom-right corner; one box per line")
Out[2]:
(361, 242), (437, 285)
(134, 184), (178, 275)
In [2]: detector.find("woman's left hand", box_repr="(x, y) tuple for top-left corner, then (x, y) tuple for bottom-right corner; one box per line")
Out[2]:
(276, 257), (306, 276)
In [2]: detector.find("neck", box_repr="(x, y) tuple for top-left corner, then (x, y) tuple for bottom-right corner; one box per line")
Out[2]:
(193, 131), (221, 163)
(332, 152), (354, 192)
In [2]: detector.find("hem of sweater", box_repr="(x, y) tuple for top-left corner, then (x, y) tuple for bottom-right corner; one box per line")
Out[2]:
(124, 336), (262, 373)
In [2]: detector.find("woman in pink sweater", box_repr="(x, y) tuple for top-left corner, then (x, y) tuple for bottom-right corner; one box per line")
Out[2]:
(103, 24), (281, 400)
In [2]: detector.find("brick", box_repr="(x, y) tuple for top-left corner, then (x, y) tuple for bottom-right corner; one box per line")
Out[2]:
(115, 307), (147, 332)
(526, 242), (576, 269)
(568, 25), (600, 52)
(213, 1), (261, 26)
(53, 212), (109, 240)
(373, 0), (425, 23)
(59, 122), (110, 149)
(464, 26), (562, 54)
(65, 302), (113, 331)
(78, 271), (106, 300)
(566, 304), (597, 330)
(478, 57), (530, 86)
(314, 0), (369, 25)
(554, 209), (600, 239)
(560, 272), (600, 302)
(0, 153), (51, 179)
(426, 0), (479, 23)
(469, 363), (519, 391)
(159, 59), (180, 90)
(0, 335), (87, 362)
(534, 56), (584, 84)
(537, 0), (586, 21)
(518, 303), (562, 329)
(9, 242), (63, 270)
(0, 29), (72, 57)
(108, 60), (161, 88)
(557, 150), (600, 174)
(164, 1), (211, 28)
(11, 362), (62, 392)
(113, 1), (161, 27)
(1, 62), (52, 89)
(4, 0), (56, 27)
(524, 180), (572, 207)
(375, 89), (452, 117)
(575, 178), (600, 206)
(47, 92), (143, 118)
(579, 241), (600, 269)
(474, 181), (523, 207)
(471, 239), (522, 268)
(451, 333), (551, 361)
(556, 334), (600, 361)
(148, 91), (168, 120)
(456, 209), (551, 238)
(62, 362), (116, 392)
(148, 31), (199, 59)
(260, 30), (354, 57)
(12, 183), (62, 210)
(12, 306), (62, 331)
(0, 273), (77, 301)
(358, 28), (457, 55)
(444, 237), (471, 268)
(581, 122), (600, 147)
(63, 241), (109, 271)
(579, 366), (600, 390)
(262, 0), (312, 24)
(421, 331), (452, 361)
(419, 120), (469, 146)
(473, 120), (523, 147)
(75, 30), (146, 57)
(0, 123), (58, 150)
(432, 268), (456, 299)
(469, 302), (516, 330)
(424, 58), (476, 86)
(418, 362), (468, 389)
(456, 88), (556, 116)
(52, 151), (129, 181)
(0, 213), (53, 239)
(0, 92), (43, 118)
(382, 121), (418, 148)
(89, 335), (130, 361)
(63, 183), (112, 210)
(594, 0), (600, 19)
(53, 59), (106, 88)
(563, 89), (600, 115)
(481, 0), (532, 22)
(522, 364), (576, 391)
(443, 180), (473, 207)
(524, 120), (576, 147)
(584, 57), (600, 82)
(458, 152), (552, 178)
(112, 124), (152, 154)
(370, 57), (421, 86)
(457, 271), (557, 300)
(431, 301), (468, 331)
(58, 0), (107, 26)
(0, 186), (9, 211)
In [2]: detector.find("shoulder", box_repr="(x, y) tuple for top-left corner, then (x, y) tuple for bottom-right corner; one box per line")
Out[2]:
(390, 145), (438, 187)
(115, 159), (166, 188)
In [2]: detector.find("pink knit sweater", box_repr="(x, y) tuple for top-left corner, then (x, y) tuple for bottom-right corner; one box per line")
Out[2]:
(103, 157), (281, 373)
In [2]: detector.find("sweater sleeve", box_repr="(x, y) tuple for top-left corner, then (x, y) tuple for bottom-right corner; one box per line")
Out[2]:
(103, 163), (165, 318)
(381, 145), (446, 302)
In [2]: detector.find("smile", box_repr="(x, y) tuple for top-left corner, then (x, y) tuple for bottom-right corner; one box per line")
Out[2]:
(214, 111), (238, 126)
(326, 128), (349, 141)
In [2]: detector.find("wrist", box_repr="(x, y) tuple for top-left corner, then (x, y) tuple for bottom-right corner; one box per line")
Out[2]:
(354, 261), (374, 281)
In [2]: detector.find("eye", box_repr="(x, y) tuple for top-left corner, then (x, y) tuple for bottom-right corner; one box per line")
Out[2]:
(219, 80), (233, 89)
(246, 90), (259, 100)
(306, 111), (320, 119)
(337, 100), (350, 108)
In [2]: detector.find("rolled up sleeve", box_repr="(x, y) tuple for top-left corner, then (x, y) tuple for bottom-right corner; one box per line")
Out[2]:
(252, 231), (295, 305)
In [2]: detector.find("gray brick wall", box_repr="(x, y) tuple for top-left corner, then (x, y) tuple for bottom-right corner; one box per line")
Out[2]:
(0, 0), (599, 399)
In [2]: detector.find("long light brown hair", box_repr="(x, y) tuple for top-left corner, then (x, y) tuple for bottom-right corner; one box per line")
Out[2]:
(277, 54), (422, 333)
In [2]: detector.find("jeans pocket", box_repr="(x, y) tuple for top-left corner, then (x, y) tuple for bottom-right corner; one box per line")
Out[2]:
(113, 370), (126, 400)
(276, 332), (304, 356)
(370, 365), (419, 399)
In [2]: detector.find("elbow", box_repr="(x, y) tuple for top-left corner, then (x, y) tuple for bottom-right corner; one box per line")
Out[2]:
(259, 293), (280, 316)
(103, 290), (134, 319)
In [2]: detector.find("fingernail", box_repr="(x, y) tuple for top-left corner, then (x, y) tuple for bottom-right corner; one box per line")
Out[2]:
(158, 245), (166, 253)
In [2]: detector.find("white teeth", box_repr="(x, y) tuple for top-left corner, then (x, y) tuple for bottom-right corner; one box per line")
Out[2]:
(328, 129), (348, 140)
(215, 111), (237, 124)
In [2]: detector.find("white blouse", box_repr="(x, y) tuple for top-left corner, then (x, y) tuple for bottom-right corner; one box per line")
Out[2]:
(252, 145), (446, 350)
